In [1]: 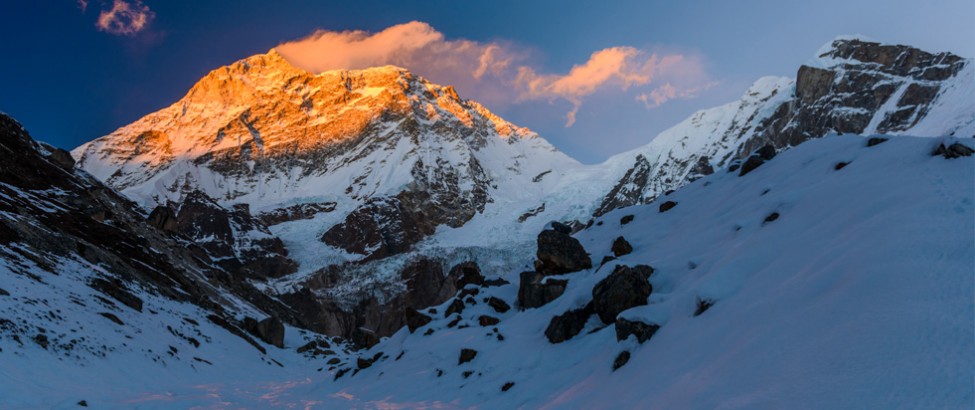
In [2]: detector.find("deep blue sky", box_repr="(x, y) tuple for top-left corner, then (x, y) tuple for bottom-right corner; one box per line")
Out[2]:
(1, 1), (972, 162)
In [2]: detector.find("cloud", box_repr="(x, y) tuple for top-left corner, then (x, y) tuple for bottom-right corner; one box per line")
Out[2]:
(276, 22), (714, 127)
(95, 0), (154, 36)
(78, 0), (89, 13)
(636, 81), (720, 110)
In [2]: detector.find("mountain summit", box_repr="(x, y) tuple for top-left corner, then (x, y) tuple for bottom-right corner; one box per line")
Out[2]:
(74, 49), (570, 208)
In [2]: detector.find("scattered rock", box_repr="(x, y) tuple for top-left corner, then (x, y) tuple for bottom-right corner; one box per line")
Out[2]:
(615, 318), (660, 343)
(334, 368), (350, 380)
(0, 287), (8, 296)
(611, 237), (633, 257)
(458, 287), (480, 298)
(658, 201), (678, 213)
(99, 312), (124, 326)
(423, 328), (435, 336)
(33, 334), (49, 349)
(592, 265), (653, 324)
(694, 298), (715, 316)
(501, 382), (515, 392)
(458, 348), (477, 365)
(545, 304), (594, 343)
(482, 277), (510, 287)
(243, 317), (285, 348)
(478, 315), (500, 326)
(834, 161), (849, 170)
(404, 308), (433, 333)
(357, 357), (374, 369)
(77, 400), (88, 407)
(485, 297), (510, 313)
(447, 316), (462, 328)
(451, 262), (485, 288)
(535, 229), (592, 275)
(739, 145), (776, 176)
(866, 137), (888, 147)
(463, 370), (474, 379)
(612, 351), (631, 371)
(327, 358), (340, 365)
(518, 271), (568, 309)
(620, 215), (635, 225)
(933, 142), (974, 158)
(763, 212), (780, 224)
(445, 298), (465, 318)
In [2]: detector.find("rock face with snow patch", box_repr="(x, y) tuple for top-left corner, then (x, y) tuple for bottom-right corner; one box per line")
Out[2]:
(594, 38), (974, 216)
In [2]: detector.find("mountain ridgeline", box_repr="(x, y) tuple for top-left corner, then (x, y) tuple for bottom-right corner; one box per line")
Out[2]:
(1, 35), (973, 406)
(64, 38), (975, 344)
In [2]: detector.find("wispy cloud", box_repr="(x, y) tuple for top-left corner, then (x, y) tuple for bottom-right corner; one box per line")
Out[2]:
(636, 81), (720, 110)
(276, 21), (715, 127)
(95, 0), (154, 36)
(77, 0), (89, 13)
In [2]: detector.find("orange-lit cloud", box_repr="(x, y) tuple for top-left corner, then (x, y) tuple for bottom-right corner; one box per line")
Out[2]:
(277, 22), (714, 127)
(95, 0), (154, 36)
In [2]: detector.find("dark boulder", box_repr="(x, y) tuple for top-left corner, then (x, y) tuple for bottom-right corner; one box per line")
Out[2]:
(933, 142), (975, 159)
(592, 265), (653, 324)
(658, 201), (678, 213)
(739, 145), (776, 176)
(545, 303), (594, 344)
(501, 382), (515, 392)
(451, 262), (485, 289)
(611, 236), (632, 257)
(445, 298), (465, 318)
(535, 229), (591, 275)
(518, 271), (567, 309)
(694, 298), (715, 316)
(866, 137), (888, 147)
(615, 318), (660, 343)
(404, 308), (433, 333)
(612, 351), (631, 371)
(243, 317), (285, 348)
(486, 297), (511, 313)
(458, 348), (477, 365)
(478, 315), (500, 326)
(620, 215), (635, 225)
(763, 212), (780, 224)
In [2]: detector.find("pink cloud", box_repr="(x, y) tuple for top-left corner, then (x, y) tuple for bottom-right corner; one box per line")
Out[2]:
(96, 0), (154, 36)
(276, 22), (715, 127)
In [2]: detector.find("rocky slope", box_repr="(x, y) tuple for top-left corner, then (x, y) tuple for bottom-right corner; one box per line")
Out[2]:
(593, 37), (974, 215)
(70, 37), (973, 344)
(0, 112), (366, 402)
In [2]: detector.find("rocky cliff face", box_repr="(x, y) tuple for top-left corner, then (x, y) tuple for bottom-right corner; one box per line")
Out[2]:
(0, 112), (312, 356)
(594, 37), (974, 216)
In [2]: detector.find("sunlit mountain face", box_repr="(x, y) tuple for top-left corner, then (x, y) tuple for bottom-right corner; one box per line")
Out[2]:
(1, 2), (973, 407)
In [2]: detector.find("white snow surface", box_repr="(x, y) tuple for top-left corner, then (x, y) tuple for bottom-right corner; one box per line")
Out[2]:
(6, 135), (972, 408)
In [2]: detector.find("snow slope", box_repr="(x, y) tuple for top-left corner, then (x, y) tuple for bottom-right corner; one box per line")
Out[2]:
(8, 134), (969, 408)
(318, 135), (975, 408)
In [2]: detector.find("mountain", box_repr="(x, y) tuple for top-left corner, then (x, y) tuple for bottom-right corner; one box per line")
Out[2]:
(593, 36), (975, 215)
(2, 35), (973, 407)
(69, 37), (974, 346)
(7, 114), (973, 405)
(0, 112), (359, 406)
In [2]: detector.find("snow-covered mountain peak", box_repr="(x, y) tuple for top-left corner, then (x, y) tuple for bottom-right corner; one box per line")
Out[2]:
(72, 50), (555, 208)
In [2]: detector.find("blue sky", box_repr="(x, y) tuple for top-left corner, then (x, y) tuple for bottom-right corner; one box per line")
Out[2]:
(1, 0), (972, 162)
